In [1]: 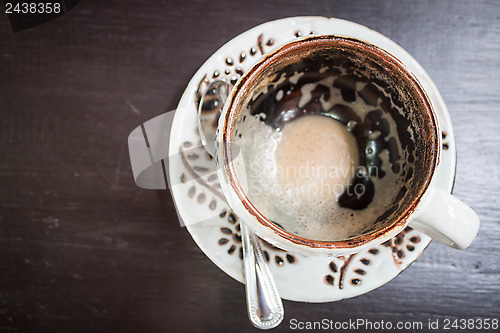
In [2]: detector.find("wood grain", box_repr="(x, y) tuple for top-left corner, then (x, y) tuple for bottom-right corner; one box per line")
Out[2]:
(1, 0), (499, 332)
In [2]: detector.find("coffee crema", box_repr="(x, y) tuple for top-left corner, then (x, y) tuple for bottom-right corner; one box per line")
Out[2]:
(275, 115), (359, 202)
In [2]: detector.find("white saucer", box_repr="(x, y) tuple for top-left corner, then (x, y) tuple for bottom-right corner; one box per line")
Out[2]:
(167, 17), (456, 302)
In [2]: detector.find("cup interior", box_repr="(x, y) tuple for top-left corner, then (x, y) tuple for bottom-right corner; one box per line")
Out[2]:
(221, 35), (439, 248)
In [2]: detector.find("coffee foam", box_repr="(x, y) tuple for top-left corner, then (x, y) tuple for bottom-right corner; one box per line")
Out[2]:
(233, 75), (404, 241)
(275, 116), (359, 203)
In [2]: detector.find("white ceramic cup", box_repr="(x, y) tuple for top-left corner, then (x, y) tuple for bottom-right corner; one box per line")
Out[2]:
(215, 35), (479, 256)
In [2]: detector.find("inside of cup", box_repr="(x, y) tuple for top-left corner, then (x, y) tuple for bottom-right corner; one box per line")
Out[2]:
(225, 35), (438, 244)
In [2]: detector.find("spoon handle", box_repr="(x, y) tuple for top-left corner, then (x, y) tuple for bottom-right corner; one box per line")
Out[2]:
(241, 224), (284, 329)
(198, 79), (284, 329)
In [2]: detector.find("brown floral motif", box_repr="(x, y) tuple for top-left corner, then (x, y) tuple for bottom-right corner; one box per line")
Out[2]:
(195, 29), (321, 108)
(259, 240), (298, 266)
(179, 141), (224, 212)
(324, 255), (357, 289)
(216, 208), (297, 266)
(324, 253), (376, 289)
(218, 209), (244, 259)
(294, 30), (316, 38)
(324, 226), (423, 288)
(195, 33), (276, 108)
(442, 131), (449, 150)
(381, 226), (422, 267)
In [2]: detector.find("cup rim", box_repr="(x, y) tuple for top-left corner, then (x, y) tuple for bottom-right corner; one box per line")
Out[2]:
(218, 34), (440, 251)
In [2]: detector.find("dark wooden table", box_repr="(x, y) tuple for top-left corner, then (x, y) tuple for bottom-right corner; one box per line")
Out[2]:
(1, 1), (499, 332)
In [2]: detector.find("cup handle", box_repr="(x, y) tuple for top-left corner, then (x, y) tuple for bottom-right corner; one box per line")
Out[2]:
(409, 187), (479, 249)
